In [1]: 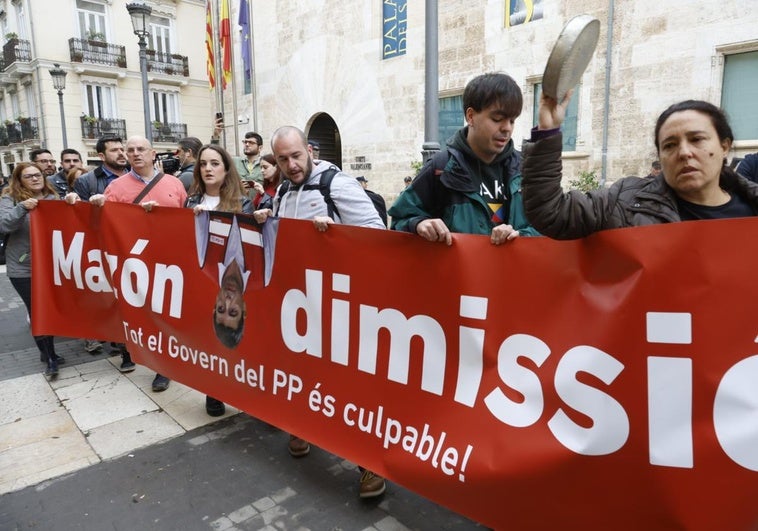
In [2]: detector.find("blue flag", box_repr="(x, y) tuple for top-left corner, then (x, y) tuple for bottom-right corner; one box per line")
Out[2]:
(238, 0), (251, 81)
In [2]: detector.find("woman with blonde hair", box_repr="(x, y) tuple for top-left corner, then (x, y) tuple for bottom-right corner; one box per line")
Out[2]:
(0, 162), (64, 377)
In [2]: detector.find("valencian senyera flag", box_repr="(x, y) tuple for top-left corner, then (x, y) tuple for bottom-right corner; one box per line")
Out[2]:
(205, 0), (215, 89)
(220, 0), (232, 89)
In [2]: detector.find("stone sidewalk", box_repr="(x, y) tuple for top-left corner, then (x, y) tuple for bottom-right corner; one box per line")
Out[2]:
(0, 266), (486, 530)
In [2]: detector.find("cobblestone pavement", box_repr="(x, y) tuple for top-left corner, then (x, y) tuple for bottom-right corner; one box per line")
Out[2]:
(0, 267), (486, 531)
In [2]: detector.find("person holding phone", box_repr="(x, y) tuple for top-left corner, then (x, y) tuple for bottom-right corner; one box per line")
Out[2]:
(234, 132), (264, 197)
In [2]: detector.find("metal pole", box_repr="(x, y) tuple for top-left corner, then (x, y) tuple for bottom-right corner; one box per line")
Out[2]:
(422, 0), (440, 162)
(138, 36), (152, 142)
(600, 0), (615, 185)
(214, 0), (226, 150)
(56, 89), (68, 148)
(247, 0), (258, 132)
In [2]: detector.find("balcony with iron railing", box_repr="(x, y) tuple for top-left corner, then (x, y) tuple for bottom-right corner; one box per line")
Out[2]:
(1, 118), (39, 143)
(146, 50), (189, 77)
(80, 116), (127, 140)
(2, 38), (31, 70)
(151, 121), (187, 143)
(69, 38), (126, 68)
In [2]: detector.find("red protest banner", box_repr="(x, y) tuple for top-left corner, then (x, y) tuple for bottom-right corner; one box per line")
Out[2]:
(31, 200), (758, 530)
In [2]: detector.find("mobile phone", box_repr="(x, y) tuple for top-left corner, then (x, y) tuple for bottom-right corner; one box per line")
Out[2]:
(215, 112), (223, 121)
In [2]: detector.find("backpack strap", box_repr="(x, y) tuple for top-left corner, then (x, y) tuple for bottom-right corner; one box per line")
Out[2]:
(275, 166), (341, 219)
(274, 179), (290, 215)
(132, 172), (165, 204)
(317, 166), (340, 220)
(430, 148), (451, 176)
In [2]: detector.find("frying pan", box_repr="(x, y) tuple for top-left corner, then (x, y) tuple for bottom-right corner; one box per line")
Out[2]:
(542, 15), (600, 101)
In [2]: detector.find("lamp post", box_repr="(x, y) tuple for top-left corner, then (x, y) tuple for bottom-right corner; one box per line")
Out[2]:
(126, 2), (153, 142)
(49, 63), (68, 148)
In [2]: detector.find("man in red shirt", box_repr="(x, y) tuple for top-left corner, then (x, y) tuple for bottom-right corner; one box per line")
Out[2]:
(90, 136), (187, 391)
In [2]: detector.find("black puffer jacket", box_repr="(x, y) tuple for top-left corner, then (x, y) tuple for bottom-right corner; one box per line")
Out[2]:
(521, 132), (758, 239)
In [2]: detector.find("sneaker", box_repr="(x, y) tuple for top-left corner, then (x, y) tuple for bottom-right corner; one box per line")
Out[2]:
(288, 435), (310, 457)
(84, 339), (103, 353)
(119, 352), (136, 373)
(54, 356), (65, 365)
(205, 396), (226, 417)
(152, 374), (170, 392)
(359, 470), (386, 498)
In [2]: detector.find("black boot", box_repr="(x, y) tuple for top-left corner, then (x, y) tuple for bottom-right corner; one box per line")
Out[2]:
(205, 396), (225, 417)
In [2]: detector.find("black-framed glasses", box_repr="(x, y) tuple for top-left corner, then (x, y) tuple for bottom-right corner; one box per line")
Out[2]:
(21, 172), (43, 180)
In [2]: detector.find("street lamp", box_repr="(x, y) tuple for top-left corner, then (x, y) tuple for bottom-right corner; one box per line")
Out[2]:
(126, 2), (153, 142)
(49, 63), (68, 148)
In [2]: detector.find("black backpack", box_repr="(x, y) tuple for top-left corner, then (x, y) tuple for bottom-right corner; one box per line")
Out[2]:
(276, 166), (387, 226)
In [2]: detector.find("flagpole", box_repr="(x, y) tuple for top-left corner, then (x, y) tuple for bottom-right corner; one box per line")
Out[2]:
(214, 0), (226, 148)
(228, 1), (239, 156)
(247, 0), (258, 133)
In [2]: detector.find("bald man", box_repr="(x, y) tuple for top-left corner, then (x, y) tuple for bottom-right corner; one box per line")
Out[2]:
(88, 136), (187, 391)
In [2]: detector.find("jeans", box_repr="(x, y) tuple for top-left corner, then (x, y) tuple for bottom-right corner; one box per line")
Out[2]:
(9, 276), (57, 365)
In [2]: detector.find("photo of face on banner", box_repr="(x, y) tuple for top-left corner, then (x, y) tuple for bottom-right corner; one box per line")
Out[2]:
(194, 211), (276, 348)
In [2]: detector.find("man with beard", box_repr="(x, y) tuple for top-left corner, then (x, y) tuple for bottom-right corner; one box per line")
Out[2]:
(88, 135), (187, 391)
(234, 131), (264, 197)
(389, 72), (539, 244)
(30, 149), (57, 178)
(254, 125), (385, 499)
(72, 137), (129, 201)
(210, 215), (249, 348)
(47, 149), (83, 198)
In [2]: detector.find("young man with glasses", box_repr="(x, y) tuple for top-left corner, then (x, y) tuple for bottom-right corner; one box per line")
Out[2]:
(234, 132), (264, 197)
(29, 149), (57, 177)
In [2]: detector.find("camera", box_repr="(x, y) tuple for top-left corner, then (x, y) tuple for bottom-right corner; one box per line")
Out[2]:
(155, 152), (181, 175)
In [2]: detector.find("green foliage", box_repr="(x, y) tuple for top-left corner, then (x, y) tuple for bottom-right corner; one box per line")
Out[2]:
(410, 160), (423, 174)
(86, 29), (106, 42)
(569, 169), (601, 192)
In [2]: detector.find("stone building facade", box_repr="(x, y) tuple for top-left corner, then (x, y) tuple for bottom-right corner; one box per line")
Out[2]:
(227, 0), (757, 201)
(0, 0), (210, 175)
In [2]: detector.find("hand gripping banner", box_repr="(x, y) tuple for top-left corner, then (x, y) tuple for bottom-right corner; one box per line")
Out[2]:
(31, 200), (758, 530)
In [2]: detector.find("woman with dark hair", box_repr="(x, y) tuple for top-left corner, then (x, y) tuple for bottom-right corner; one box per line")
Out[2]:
(252, 153), (282, 210)
(185, 144), (253, 417)
(0, 162), (64, 377)
(521, 97), (758, 238)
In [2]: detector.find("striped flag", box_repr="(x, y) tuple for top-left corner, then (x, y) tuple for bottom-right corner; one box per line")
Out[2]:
(219, 0), (232, 89)
(205, 0), (215, 89)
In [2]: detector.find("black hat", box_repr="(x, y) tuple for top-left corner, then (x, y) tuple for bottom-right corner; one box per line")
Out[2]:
(308, 140), (320, 149)
(356, 176), (367, 183)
